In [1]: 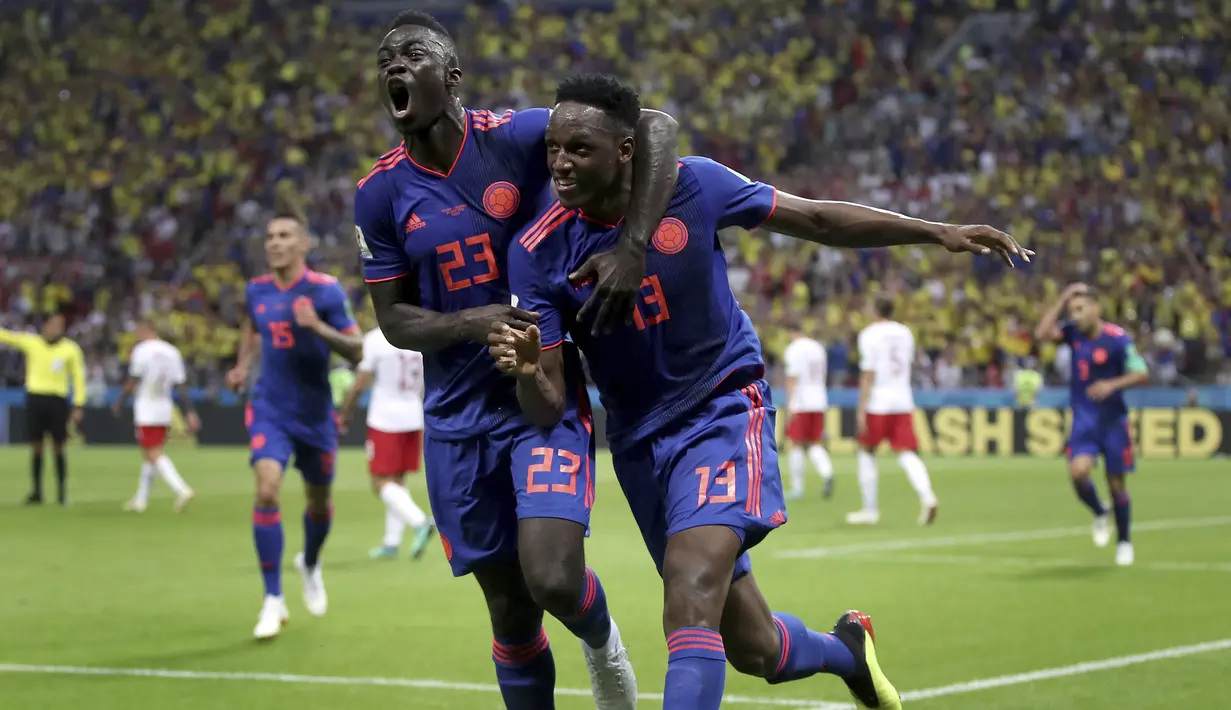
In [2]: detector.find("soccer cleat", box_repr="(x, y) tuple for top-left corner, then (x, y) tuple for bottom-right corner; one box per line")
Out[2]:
(822, 476), (835, 499)
(253, 595), (289, 640)
(24, 493), (43, 505)
(173, 490), (195, 514)
(832, 610), (902, 709)
(845, 510), (881, 525)
(1115, 541), (1135, 566)
(369, 545), (399, 560)
(409, 520), (437, 560)
(1092, 513), (1112, 548)
(581, 618), (638, 710)
(918, 501), (939, 526)
(124, 498), (147, 513)
(294, 552), (328, 616)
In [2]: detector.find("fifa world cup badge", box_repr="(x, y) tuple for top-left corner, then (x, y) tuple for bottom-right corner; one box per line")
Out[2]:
(355, 225), (373, 259)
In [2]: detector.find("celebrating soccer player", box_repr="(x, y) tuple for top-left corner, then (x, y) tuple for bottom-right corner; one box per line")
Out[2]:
(491, 73), (1030, 710)
(226, 214), (364, 640)
(337, 327), (436, 560)
(1035, 283), (1149, 566)
(355, 12), (680, 708)
(114, 320), (199, 514)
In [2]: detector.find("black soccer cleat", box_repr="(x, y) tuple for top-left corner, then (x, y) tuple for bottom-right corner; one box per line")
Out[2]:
(832, 610), (902, 709)
(822, 476), (835, 499)
(24, 493), (43, 505)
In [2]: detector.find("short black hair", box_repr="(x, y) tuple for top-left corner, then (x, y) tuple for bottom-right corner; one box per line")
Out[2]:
(555, 73), (641, 133)
(1071, 287), (1099, 302)
(875, 295), (895, 318)
(388, 10), (458, 67)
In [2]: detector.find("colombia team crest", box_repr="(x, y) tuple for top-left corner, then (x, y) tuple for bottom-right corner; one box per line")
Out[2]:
(652, 217), (689, 255)
(483, 182), (520, 219)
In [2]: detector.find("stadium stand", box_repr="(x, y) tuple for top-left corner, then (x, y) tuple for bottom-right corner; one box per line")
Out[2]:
(2, 0), (1228, 395)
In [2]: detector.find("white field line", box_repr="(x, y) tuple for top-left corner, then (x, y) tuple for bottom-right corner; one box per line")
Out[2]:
(4, 638), (1231, 709)
(776, 516), (1231, 559)
(850, 552), (1231, 574)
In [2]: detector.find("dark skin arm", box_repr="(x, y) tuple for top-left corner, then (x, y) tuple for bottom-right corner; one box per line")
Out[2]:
(569, 109), (680, 335)
(367, 271), (539, 353)
(486, 324), (566, 428)
(764, 193), (1033, 266)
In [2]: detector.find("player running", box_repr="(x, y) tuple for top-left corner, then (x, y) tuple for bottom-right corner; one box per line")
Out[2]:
(338, 327), (436, 560)
(1035, 283), (1149, 566)
(782, 325), (834, 499)
(356, 12), (679, 709)
(491, 73), (1029, 710)
(226, 214), (364, 640)
(115, 321), (199, 513)
(847, 298), (939, 526)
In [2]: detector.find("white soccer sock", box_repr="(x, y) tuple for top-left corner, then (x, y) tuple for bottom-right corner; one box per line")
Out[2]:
(897, 451), (937, 506)
(156, 455), (190, 495)
(857, 450), (879, 512)
(383, 509), (405, 548)
(380, 481), (428, 529)
(135, 462), (156, 503)
(808, 444), (834, 480)
(787, 447), (806, 493)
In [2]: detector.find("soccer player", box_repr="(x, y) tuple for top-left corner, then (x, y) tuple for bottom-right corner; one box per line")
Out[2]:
(0, 313), (85, 505)
(225, 214), (364, 640)
(114, 321), (199, 513)
(355, 12), (679, 708)
(1035, 283), (1149, 566)
(491, 73), (1028, 710)
(782, 325), (834, 499)
(337, 327), (436, 560)
(847, 297), (939, 526)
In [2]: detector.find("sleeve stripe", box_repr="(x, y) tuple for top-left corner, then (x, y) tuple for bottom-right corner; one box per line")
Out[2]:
(750, 188), (779, 231)
(518, 202), (566, 249)
(364, 273), (408, 284)
(357, 150), (407, 189)
(522, 209), (577, 252)
(342, 325), (362, 336)
(541, 340), (565, 352)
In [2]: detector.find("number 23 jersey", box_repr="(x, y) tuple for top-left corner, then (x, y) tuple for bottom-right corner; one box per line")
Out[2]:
(354, 108), (557, 440)
(509, 156), (776, 452)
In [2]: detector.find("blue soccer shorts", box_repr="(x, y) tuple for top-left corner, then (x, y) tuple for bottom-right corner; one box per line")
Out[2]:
(1067, 419), (1135, 475)
(612, 377), (787, 581)
(425, 407), (597, 577)
(247, 400), (337, 486)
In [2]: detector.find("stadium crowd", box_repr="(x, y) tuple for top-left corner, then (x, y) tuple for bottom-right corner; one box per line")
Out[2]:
(2, 0), (1229, 397)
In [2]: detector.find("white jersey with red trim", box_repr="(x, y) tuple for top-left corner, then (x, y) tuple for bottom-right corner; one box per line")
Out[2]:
(858, 320), (916, 414)
(359, 328), (424, 433)
(129, 339), (186, 426)
(783, 337), (828, 412)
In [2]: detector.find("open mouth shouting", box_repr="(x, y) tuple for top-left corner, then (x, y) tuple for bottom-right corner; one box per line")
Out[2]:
(386, 76), (412, 119)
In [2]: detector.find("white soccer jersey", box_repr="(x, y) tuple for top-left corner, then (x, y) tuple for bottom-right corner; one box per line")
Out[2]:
(783, 337), (828, 411)
(129, 339), (187, 426)
(359, 328), (424, 433)
(858, 320), (916, 414)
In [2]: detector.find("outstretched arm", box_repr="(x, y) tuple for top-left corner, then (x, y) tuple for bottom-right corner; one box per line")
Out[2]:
(763, 193), (1031, 267)
(570, 109), (680, 334)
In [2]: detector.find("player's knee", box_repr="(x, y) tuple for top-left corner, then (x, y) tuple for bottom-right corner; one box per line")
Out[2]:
(1069, 458), (1093, 479)
(304, 485), (331, 515)
(144, 448), (161, 464)
(662, 529), (740, 632)
(518, 521), (586, 618)
(726, 643), (778, 678)
(483, 587), (542, 639)
(521, 562), (582, 619)
(31, 441), (44, 455)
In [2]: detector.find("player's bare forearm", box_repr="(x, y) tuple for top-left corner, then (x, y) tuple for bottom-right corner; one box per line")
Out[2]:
(618, 110), (680, 254)
(1034, 296), (1069, 342)
(174, 384), (197, 416)
(766, 194), (944, 248)
(1108, 372), (1150, 392)
(236, 321), (259, 371)
(311, 323), (363, 364)
(515, 354), (566, 429)
(369, 277), (537, 352)
(339, 371), (373, 423)
(857, 371), (874, 419)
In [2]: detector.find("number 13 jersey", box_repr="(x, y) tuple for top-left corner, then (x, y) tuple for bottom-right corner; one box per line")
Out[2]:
(354, 108), (559, 440)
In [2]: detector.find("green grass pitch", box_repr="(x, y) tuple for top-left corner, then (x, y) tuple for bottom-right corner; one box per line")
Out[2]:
(2, 445), (1229, 709)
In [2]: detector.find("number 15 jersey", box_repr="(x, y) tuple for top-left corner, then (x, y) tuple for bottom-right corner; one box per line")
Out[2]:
(857, 320), (916, 414)
(354, 108), (557, 440)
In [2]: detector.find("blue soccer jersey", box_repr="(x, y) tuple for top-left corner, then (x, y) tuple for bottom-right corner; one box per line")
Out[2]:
(510, 156), (785, 574)
(510, 156), (772, 452)
(1061, 321), (1143, 473)
(354, 108), (557, 440)
(246, 270), (358, 479)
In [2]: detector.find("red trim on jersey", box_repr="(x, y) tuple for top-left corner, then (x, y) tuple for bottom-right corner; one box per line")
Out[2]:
(578, 211), (622, 228)
(358, 149), (407, 189)
(268, 266), (307, 291)
(250, 274), (274, 284)
(750, 189), (779, 231)
(522, 209), (577, 252)
(406, 114), (470, 179)
(305, 270), (337, 285)
(472, 109), (514, 131)
(364, 272), (408, 284)
(541, 339), (564, 351)
(741, 383), (765, 518)
(518, 203), (566, 249)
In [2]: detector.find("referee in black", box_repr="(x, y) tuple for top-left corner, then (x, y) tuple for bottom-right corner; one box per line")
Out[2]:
(0, 313), (86, 505)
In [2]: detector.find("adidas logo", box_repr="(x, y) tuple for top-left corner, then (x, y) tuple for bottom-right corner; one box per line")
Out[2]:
(405, 213), (426, 233)
(769, 510), (787, 526)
